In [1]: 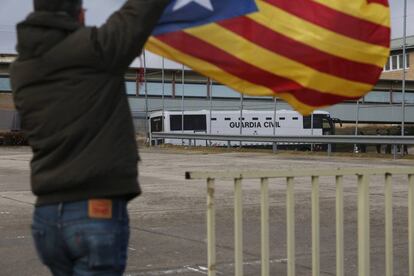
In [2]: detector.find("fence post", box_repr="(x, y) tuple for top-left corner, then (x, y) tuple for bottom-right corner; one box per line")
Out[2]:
(357, 174), (370, 276)
(385, 173), (393, 276)
(149, 128), (152, 148)
(393, 145), (397, 160)
(312, 176), (320, 276)
(235, 178), (243, 276)
(207, 178), (216, 276)
(409, 174), (414, 276)
(287, 177), (295, 276)
(261, 178), (269, 276)
(336, 175), (344, 276)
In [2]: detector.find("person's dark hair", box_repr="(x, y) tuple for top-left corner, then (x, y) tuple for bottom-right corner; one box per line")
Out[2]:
(34, 0), (83, 18)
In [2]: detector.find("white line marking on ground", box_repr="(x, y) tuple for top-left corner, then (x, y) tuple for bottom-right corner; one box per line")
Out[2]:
(243, 258), (288, 266)
(124, 258), (287, 275)
(125, 267), (196, 275)
(184, 265), (208, 274)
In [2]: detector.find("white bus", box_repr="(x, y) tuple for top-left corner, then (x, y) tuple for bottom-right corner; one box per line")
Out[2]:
(149, 110), (340, 147)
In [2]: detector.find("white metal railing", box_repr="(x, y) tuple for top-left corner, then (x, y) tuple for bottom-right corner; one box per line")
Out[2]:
(185, 167), (414, 276)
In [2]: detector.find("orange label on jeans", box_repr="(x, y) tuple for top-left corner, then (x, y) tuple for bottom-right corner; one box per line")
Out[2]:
(88, 199), (112, 219)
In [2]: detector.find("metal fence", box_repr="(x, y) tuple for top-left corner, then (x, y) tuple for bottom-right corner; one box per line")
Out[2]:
(185, 167), (414, 276)
(152, 132), (414, 156)
(152, 133), (414, 145)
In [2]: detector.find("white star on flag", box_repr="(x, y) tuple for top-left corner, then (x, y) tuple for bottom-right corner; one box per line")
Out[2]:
(172, 0), (214, 12)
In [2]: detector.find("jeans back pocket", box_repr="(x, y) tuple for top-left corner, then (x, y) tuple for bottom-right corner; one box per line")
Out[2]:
(67, 230), (126, 272)
(87, 233), (119, 269)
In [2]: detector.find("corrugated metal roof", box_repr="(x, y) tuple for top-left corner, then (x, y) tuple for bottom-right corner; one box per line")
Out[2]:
(390, 35), (414, 50)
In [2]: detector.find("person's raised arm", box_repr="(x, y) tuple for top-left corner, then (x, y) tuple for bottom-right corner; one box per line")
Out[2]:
(96, 0), (170, 72)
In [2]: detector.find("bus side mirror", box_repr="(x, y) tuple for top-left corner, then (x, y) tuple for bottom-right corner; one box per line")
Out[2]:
(334, 118), (343, 127)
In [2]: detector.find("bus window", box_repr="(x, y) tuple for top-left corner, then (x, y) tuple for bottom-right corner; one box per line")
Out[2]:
(303, 115), (323, 129)
(170, 115), (207, 131)
(151, 116), (163, 132)
(304, 114), (335, 134)
(322, 120), (331, 129)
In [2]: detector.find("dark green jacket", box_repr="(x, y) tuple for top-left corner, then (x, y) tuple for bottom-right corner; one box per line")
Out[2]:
(10, 0), (169, 205)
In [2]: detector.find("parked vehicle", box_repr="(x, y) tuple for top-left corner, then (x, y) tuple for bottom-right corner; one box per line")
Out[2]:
(149, 109), (340, 147)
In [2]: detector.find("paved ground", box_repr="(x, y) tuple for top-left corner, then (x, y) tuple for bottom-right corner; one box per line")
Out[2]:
(0, 146), (413, 276)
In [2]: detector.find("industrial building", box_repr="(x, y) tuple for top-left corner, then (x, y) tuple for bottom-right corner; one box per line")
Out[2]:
(1, 36), (414, 134)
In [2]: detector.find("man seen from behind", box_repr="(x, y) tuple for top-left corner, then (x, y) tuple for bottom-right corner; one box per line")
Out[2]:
(10, 0), (169, 274)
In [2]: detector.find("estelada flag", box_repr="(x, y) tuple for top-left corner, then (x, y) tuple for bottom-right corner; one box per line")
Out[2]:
(146, 0), (390, 114)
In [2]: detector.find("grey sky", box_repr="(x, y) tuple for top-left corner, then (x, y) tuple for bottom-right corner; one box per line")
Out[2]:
(0, 0), (125, 53)
(390, 0), (414, 38)
(0, 0), (413, 67)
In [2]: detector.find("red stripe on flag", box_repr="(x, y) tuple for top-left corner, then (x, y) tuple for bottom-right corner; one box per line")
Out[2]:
(265, 0), (390, 48)
(156, 32), (359, 106)
(218, 17), (383, 85)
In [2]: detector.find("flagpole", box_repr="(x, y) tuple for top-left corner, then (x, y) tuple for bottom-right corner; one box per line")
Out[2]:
(181, 64), (185, 146)
(209, 78), (213, 147)
(354, 99), (360, 153)
(162, 57), (165, 133)
(136, 68), (140, 97)
(272, 97), (278, 153)
(311, 112), (314, 152)
(401, 0), (407, 138)
(239, 94), (244, 148)
(143, 51), (150, 146)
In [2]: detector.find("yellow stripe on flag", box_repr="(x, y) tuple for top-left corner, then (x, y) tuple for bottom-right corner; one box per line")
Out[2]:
(313, 0), (390, 27)
(147, 37), (274, 97)
(184, 24), (373, 97)
(147, 37), (318, 114)
(250, 1), (389, 67)
(276, 92), (321, 114)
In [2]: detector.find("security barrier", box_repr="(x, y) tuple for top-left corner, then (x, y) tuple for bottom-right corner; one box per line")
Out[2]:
(152, 132), (414, 146)
(185, 167), (414, 276)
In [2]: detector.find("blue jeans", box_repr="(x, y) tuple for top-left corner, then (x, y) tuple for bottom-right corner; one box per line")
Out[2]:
(31, 199), (129, 276)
